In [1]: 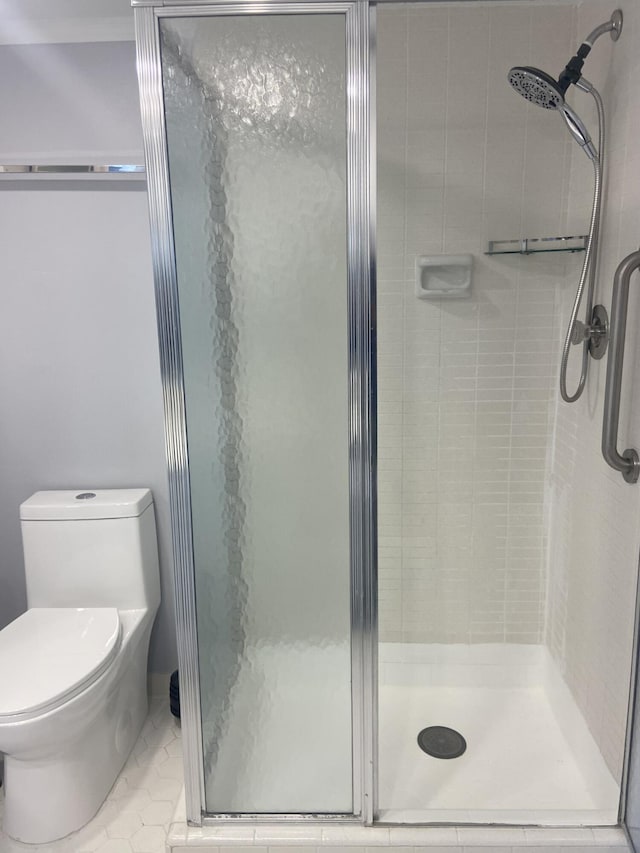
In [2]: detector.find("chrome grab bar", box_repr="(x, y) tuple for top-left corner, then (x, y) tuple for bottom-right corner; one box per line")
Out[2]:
(602, 249), (640, 483)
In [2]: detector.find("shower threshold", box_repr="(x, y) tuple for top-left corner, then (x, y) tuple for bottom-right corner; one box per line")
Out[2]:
(167, 806), (628, 852)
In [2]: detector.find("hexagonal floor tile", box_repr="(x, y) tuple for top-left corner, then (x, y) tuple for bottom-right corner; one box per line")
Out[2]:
(130, 824), (167, 853)
(140, 800), (175, 827)
(106, 812), (143, 840)
(96, 839), (135, 853)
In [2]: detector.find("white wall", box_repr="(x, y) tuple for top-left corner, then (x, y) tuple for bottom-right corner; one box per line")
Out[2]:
(0, 43), (142, 162)
(0, 41), (177, 674)
(0, 0), (134, 45)
(546, 0), (640, 782)
(376, 2), (575, 644)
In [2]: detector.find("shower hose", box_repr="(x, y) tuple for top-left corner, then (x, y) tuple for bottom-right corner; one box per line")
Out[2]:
(560, 85), (605, 403)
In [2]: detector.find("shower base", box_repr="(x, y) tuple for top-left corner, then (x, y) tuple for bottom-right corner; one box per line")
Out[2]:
(167, 642), (627, 850)
(378, 643), (620, 824)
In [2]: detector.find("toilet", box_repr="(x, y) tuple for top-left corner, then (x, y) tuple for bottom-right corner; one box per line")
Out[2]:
(0, 489), (161, 844)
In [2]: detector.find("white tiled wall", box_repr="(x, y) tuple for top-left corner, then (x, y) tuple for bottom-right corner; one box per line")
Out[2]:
(376, 2), (576, 644)
(377, 0), (640, 782)
(546, 0), (640, 782)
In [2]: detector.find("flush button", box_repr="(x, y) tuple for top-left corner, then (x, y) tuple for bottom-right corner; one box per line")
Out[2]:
(75, 492), (97, 500)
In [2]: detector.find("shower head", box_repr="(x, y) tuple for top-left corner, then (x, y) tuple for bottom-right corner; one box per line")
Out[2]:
(509, 10), (622, 106)
(507, 66), (598, 162)
(507, 66), (564, 110)
(507, 11), (622, 163)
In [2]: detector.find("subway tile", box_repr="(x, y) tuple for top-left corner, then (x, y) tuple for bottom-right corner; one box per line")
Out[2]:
(375, 3), (640, 760)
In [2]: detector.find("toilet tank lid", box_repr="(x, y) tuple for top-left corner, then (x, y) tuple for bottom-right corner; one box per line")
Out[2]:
(20, 489), (153, 521)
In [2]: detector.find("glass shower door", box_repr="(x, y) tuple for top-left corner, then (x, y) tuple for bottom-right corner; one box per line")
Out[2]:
(151, 9), (355, 815)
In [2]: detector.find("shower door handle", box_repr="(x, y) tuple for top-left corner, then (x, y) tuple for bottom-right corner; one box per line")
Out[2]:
(602, 249), (640, 483)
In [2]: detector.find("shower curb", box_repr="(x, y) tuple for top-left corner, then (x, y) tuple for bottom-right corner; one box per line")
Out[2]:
(167, 795), (630, 852)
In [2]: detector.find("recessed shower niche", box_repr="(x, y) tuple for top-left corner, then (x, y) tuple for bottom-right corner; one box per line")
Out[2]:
(415, 254), (473, 299)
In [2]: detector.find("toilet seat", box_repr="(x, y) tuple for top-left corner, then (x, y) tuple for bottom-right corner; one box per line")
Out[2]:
(0, 607), (122, 721)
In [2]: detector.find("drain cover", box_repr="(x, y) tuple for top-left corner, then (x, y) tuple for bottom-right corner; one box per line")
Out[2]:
(417, 726), (467, 759)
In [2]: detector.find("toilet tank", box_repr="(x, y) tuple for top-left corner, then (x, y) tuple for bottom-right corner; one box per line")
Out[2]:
(20, 489), (160, 611)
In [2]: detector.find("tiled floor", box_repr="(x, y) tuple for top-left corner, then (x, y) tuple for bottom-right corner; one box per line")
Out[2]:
(0, 697), (183, 853)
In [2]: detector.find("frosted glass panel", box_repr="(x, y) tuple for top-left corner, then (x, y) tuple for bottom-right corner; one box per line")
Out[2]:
(160, 14), (352, 814)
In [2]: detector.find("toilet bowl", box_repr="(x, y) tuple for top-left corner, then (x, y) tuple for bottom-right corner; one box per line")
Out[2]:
(0, 489), (160, 844)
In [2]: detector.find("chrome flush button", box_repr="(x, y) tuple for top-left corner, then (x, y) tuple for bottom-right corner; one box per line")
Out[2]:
(75, 492), (97, 500)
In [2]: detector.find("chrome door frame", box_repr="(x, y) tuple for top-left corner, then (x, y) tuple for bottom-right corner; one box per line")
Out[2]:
(134, 0), (377, 825)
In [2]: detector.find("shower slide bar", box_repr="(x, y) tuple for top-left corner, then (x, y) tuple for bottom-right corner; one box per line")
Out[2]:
(602, 249), (640, 483)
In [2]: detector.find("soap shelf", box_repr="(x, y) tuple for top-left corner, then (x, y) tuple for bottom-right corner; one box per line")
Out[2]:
(415, 254), (473, 300)
(486, 235), (588, 255)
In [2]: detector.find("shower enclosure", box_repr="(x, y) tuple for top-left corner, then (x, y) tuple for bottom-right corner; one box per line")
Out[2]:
(134, 0), (640, 832)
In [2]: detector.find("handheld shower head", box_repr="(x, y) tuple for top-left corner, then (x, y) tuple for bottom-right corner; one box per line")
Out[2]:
(507, 67), (564, 110)
(507, 11), (622, 164)
(509, 10), (622, 107)
(507, 13), (622, 404)
(558, 102), (598, 161)
(507, 66), (597, 161)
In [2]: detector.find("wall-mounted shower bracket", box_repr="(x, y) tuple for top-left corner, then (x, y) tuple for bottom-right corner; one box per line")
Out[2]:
(571, 304), (609, 360)
(589, 304), (609, 360)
